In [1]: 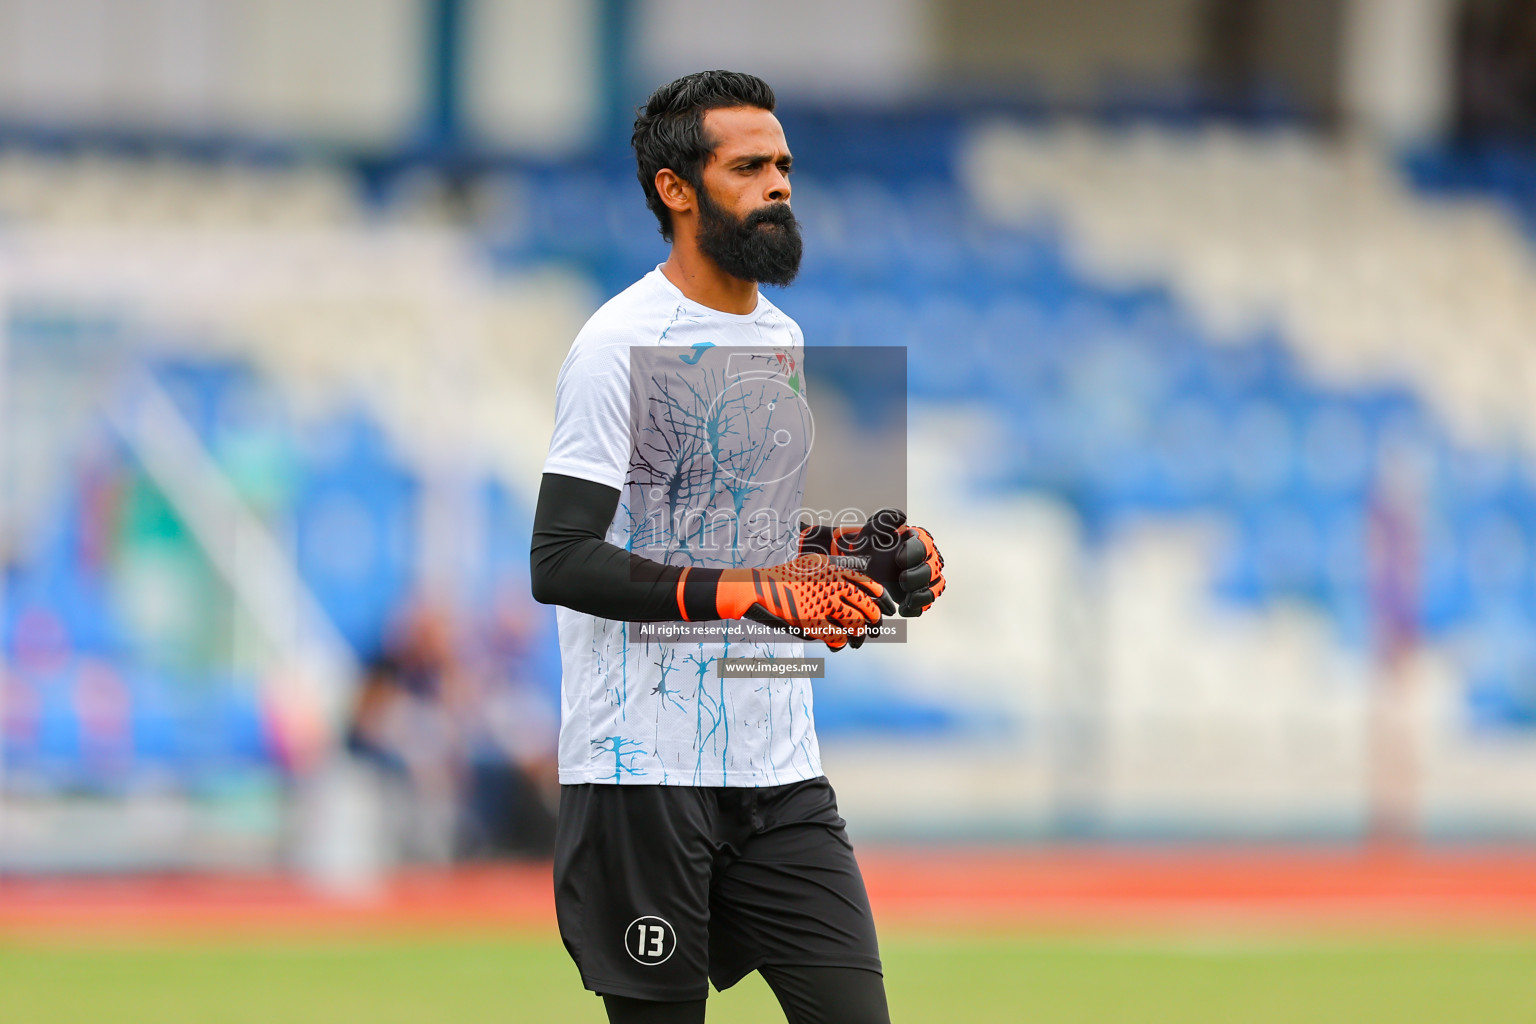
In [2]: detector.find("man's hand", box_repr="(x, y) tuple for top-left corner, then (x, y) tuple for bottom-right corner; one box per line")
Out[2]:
(893, 524), (945, 617)
(681, 554), (896, 651)
(802, 509), (947, 617)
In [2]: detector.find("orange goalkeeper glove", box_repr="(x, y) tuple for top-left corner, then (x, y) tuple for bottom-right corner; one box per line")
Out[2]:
(801, 509), (947, 617)
(675, 554), (895, 651)
(892, 524), (945, 616)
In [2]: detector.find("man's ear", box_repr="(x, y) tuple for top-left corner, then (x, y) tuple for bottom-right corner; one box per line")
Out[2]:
(655, 168), (693, 217)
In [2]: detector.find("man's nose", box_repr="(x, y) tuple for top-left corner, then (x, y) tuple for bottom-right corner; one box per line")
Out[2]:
(766, 170), (790, 203)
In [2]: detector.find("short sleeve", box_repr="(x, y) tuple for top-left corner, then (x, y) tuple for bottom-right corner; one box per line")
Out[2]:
(542, 336), (632, 490)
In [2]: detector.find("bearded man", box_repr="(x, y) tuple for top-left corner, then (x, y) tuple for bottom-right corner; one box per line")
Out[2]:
(531, 70), (947, 1024)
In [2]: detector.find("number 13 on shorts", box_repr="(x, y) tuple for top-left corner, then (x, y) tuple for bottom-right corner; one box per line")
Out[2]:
(625, 916), (677, 965)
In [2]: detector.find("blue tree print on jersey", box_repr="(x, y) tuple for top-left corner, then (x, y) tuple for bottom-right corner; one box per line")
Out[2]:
(629, 349), (804, 570)
(756, 679), (782, 785)
(711, 379), (770, 564)
(796, 689), (818, 776)
(651, 647), (687, 713)
(632, 367), (752, 563)
(599, 345), (812, 786)
(685, 646), (729, 784)
(592, 735), (648, 784)
(650, 647), (688, 757)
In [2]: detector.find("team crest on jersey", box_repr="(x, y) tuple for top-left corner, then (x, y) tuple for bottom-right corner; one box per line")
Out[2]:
(625, 915), (678, 965)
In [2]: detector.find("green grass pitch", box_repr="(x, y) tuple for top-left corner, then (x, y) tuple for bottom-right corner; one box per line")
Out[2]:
(4, 932), (1534, 1023)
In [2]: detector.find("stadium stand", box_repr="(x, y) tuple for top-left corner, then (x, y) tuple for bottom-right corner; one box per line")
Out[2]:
(5, 110), (1536, 854)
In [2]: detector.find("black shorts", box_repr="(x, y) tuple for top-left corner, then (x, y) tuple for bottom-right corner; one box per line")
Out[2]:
(553, 776), (883, 1002)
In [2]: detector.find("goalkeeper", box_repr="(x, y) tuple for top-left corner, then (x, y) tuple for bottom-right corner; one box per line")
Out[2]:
(530, 71), (946, 1024)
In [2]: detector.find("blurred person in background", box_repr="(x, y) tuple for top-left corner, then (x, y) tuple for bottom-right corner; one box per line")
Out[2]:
(455, 585), (559, 859)
(531, 70), (945, 1024)
(344, 595), (560, 862)
(343, 602), (467, 863)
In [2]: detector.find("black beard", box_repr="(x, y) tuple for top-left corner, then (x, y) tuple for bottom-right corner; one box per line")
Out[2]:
(694, 186), (803, 287)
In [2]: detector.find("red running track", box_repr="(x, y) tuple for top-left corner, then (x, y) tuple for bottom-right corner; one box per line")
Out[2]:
(3, 847), (1536, 941)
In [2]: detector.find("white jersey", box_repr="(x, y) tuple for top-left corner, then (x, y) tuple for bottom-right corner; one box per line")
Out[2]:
(543, 267), (821, 787)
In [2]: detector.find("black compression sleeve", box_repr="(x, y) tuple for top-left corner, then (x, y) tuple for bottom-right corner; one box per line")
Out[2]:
(759, 965), (890, 1024)
(529, 472), (688, 621)
(601, 995), (706, 1024)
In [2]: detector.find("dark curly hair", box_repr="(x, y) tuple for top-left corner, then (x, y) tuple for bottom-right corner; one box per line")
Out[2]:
(632, 70), (777, 242)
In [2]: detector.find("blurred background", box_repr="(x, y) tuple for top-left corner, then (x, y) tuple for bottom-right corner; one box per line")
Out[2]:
(3, 1), (1536, 1021)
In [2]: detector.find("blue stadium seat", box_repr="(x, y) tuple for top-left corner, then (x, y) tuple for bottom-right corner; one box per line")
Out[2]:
(295, 413), (419, 657)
